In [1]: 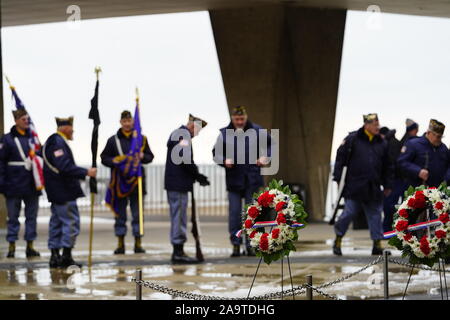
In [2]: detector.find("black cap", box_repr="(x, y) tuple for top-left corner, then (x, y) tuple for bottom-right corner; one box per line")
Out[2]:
(363, 113), (379, 123)
(55, 116), (74, 127)
(121, 110), (132, 120)
(231, 105), (247, 116)
(189, 114), (207, 128)
(428, 119), (445, 135)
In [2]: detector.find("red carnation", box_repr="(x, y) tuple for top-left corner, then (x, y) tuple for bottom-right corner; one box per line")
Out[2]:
(420, 235), (430, 255)
(259, 233), (269, 251)
(244, 219), (253, 229)
(395, 220), (409, 232)
(403, 233), (413, 242)
(435, 202), (444, 210)
(257, 191), (275, 207)
(436, 230), (447, 239)
(398, 209), (409, 218)
(276, 213), (287, 225)
(407, 198), (416, 208)
(430, 187), (437, 189)
(271, 228), (280, 239)
(275, 201), (287, 212)
(248, 206), (260, 219)
(249, 230), (257, 239)
(439, 213), (449, 224)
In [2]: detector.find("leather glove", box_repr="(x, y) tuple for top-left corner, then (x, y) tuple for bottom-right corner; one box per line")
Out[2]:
(196, 173), (210, 186)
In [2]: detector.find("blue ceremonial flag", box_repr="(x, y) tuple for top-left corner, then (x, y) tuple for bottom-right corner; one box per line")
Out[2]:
(105, 100), (144, 215)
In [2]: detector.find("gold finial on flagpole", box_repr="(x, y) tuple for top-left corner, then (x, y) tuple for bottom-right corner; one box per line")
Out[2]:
(94, 66), (102, 80)
(135, 86), (140, 103)
(4, 74), (14, 89)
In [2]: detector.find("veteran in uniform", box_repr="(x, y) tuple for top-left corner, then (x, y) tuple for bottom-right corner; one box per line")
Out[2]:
(100, 110), (154, 254)
(164, 114), (209, 264)
(398, 119), (450, 188)
(43, 117), (97, 268)
(212, 106), (271, 257)
(0, 109), (41, 258)
(332, 113), (394, 256)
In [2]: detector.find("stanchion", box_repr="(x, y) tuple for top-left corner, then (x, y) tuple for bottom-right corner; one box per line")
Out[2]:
(136, 269), (142, 300)
(383, 250), (389, 300)
(306, 275), (313, 300)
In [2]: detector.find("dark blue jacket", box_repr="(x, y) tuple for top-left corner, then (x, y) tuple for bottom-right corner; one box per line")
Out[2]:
(333, 127), (393, 201)
(397, 135), (450, 188)
(100, 129), (154, 194)
(43, 133), (87, 204)
(0, 126), (41, 197)
(164, 125), (201, 192)
(212, 121), (271, 192)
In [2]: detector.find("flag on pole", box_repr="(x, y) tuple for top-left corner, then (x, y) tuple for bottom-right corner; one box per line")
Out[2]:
(88, 73), (101, 193)
(8, 83), (44, 191)
(105, 98), (144, 215)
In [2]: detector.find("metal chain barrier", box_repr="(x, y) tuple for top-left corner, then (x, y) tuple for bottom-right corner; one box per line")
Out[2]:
(131, 255), (385, 300)
(388, 257), (450, 273)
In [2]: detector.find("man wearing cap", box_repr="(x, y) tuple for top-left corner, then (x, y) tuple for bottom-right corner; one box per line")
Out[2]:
(212, 106), (272, 257)
(164, 114), (210, 264)
(100, 110), (154, 254)
(43, 117), (97, 268)
(400, 118), (419, 146)
(332, 113), (393, 256)
(398, 119), (450, 188)
(0, 109), (41, 258)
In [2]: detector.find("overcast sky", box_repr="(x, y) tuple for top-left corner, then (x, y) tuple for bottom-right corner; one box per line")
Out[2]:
(2, 9), (450, 165)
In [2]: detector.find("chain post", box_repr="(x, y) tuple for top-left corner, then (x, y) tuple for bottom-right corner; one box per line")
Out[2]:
(383, 250), (389, 300)
(306, 275), (313, 300)
(136, 269), (142, 300)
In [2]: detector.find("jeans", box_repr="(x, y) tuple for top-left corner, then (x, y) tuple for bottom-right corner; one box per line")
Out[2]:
(48, 201), (80, 249)
(114, 192), (141, 237)
(167, 191), (189, 245)
(6, 195), (39, 242)
(335, 198), (384, 240)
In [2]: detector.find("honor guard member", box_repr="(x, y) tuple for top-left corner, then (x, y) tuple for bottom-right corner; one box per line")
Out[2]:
(332, 113), (393, 256)
(212, 106), (272, 257)
(100, 110), (154, 254)
(398, 119), (450, 188)
(164, 114), (209, 264)
(43, 117), (97, 268)
(0, 109), (41, 258)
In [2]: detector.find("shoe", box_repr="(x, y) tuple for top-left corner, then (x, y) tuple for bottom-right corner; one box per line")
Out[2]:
(134, 237), (146, 254)
(26, 241), (40, 258)
(371, 240), (383, 255)
(230, 245), (240, 257)
(246, 247), (256, 257)
(49, 249), (62, 268)
(6, 242), (15, 258)
(114, 236), (125, 255)
(60, 247), (82, 268)
(171, 244), (198, 264)
(333, 236), (342, 256)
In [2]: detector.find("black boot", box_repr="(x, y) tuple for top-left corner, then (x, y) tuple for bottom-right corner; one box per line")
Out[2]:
(230, 245), (240, 257)
(49, 249), (62, 268)
(114, 236), (125, 255)
(171, 244), (198, 264)
(333, 236), (343, 256)
(60, 247), (82, 268)
(26, 241), (40, 258)
(6, 242), (15, 258)
(245, 247), (256, 257)
(134, 237), (146, 254)
(371, 240), (384, 255)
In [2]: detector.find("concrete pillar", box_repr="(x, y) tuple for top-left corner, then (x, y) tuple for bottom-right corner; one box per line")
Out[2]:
(0, 10), (6, 231)
(210, 5), (346, 220)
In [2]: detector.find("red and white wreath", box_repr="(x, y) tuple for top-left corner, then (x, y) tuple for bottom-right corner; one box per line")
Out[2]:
(240, 181), (307, 265)
(390, 187), (450, 262)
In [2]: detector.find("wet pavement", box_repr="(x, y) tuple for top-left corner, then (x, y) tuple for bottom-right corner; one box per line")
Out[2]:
(0, 212), (448, 300)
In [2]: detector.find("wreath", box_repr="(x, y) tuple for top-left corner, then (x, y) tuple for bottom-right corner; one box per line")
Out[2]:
(388, 183), (450, 267)
(240, 180), (308, 264)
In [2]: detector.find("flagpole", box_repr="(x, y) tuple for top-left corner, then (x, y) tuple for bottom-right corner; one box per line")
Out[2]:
(136, 87), (144, 236)
(88, 66), (102, 268)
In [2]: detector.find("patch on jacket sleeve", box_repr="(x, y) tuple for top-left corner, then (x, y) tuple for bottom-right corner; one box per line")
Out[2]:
(54, 149), (64, 157)
(340, 139), (346, 146)
(0, 143), (3, 149)
(401, 146), (407, 153)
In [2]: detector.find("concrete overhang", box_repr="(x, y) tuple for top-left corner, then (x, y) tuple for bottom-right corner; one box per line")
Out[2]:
(2, 0), (450, 27)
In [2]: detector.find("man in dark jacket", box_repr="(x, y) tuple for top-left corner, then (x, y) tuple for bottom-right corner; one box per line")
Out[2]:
(212, 106), (271, 257)
(398, 119), (450, 188)
(164, 114), (209, 264)
(399, 118), (419, 146)
(100, 110), (154, 254)
(0, 109), (41, 258)
(333, 113), (393, 256)
(43, 117), (97, 268)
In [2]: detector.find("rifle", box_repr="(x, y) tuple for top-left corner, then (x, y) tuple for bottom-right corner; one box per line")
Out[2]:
(191, 189), (204, 262)
(329, 166), (347, 225)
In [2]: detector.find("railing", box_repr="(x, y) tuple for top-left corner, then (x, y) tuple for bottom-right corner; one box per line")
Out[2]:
(39, 164), (229, 217)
